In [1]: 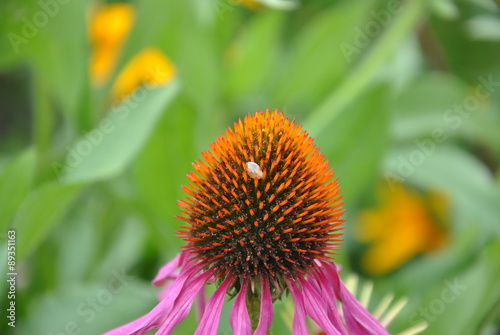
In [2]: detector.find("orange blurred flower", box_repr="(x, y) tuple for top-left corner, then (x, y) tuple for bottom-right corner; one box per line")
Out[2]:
(355, 182), (448, 276)
(110, 48), (176, 102)
(89, 3), (134, 86)
(88, 3), (176, 102)
(232, 0), (265, 10)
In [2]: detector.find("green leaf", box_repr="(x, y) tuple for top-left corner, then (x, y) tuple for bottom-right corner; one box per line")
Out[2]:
(12, 182), (81, 261)
(60, 81), (180, 184)
(421, 240), (500, 335)
(22, 0), (89, 123)
(314, 85), (389, 205)
(390, 73), (468, 141)
(430, 1), (500, 83)
(306, 0), (427, 136)
(133, 101), (197, 251)
(94, 217), (147, 278)
(19, 281), (157, 335)
(0, 148), (36, 231)
(56, 206), (95, 285)
(224, 11), (285, 99)
(273, 0), (373, 108)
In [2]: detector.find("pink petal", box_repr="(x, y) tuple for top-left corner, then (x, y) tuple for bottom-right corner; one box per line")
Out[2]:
(102, 297), (172, 335)
(153, 251), (188, 287)
(194, 275), (234, 335)
(299, 277), (342, 335)
(157, 279), (175, 301)
(104, 262), (205, 335)
(254, 276), (274, 335)
(286, 279), (308, 335)
(159, 262), (205, 314)
(323, 262), (389, 335)
(230, 280), (251, 335)
(196, 286), (207, 322)
(311, 269), (348, 335)
(156, 269), (214, 335)
(340, 288), (389, 335)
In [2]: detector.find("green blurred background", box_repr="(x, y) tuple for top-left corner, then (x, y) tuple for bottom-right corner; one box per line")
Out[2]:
(1, 0), (500, 334)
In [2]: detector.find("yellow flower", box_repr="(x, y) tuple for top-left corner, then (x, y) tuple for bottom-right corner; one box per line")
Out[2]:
(110, 48), (176, 102)
(89, 3), (135, 85)
(88, 3), (176, 103)
(231, 0), (265, 10)
(355, 182), (448, 276)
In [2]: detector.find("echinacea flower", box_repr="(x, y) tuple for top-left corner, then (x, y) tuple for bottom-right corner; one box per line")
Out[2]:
(355, 182), (448, 276)
(105, 110), (390, 334)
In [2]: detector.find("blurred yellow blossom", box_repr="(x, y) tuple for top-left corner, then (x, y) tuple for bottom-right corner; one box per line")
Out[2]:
(355, 182), (448, 276)
(89, 3), (134, 85)
(231, 0), (265, 10)
(88, 3), (176, 103)
(110, 48), (176, 102)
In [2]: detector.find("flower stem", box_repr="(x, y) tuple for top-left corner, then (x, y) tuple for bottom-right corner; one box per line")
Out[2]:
(247, 292), (272, 334)
(305, 0), (428, 137)
(248, 292), (261, 332)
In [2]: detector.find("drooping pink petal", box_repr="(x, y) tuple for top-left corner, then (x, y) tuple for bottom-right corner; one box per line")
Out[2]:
(153, 251), (188, 287)
(104, 262), (205, 335)
(323, 262), (389, 335)
(340, 287), (390, 335)
(311, 268), (348, 335)
(196, 286), (207, 322)
(298, 277), (342, 335)
(254, 276), (274, 335)
(158, 261), (205, 314)
(102, 296), (172, 335)
(194, 275), (234, 335)
(157, 279), (176, 300)
(230, 280), (251, 335)
(156, 269), (215, 335)
(286, 279), (308, 335)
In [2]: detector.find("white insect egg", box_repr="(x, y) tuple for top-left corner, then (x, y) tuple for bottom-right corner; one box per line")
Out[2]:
(246, 161), (264, 179)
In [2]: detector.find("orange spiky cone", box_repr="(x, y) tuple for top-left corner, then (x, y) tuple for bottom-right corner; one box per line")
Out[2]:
(177, 109), (344, 293)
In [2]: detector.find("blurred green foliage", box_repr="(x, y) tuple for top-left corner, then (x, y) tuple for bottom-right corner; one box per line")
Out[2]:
(0, 0), (499, 334)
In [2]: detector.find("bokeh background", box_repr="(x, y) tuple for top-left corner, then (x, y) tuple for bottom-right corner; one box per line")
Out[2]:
(1, 0), (500, 334)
